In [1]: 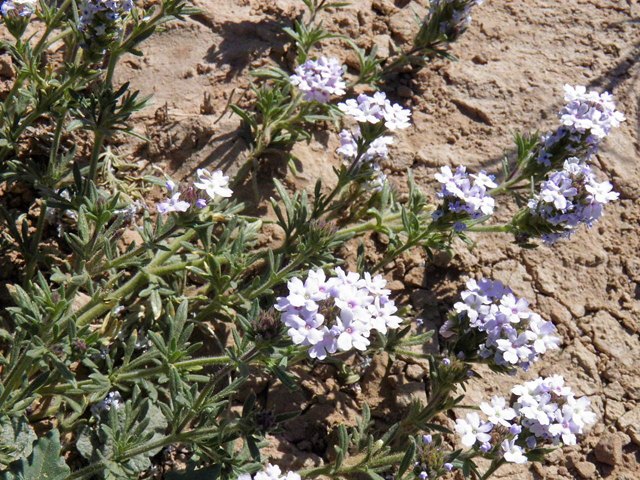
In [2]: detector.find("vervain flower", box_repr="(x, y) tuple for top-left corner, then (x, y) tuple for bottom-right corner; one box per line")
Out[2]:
(433, 166), (496, 224)
(1, 0), (36, 17)
(457, 377), (596, 463)
(441, 278), (560, 371)
(524, 158), (619, 244)
(289, 57), (346, 103)
(157, 193), (190, 214)
(275, 267), (402, 359)
(194, 168), (233, 200)
(238, 464), (301, 480)
(338, 92), (411, 131)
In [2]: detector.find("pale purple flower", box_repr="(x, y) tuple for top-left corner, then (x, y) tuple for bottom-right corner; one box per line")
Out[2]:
(242, 464), (301, 480)
(434, 165), (496, 219)
(585, 180), (619, 204)
(332, 309), (371, 352)
(308, 327), (338, 360)
(194, 168), (233, 200)
(338, 92), (411, 130)
(480, 396), (516, 428)
(528, 158), (619, 244)
(157, 193), (190, 214)
(478, 441), (492, 452)
(501, 438), (528, 464)
(445, 279), (559, 371)
(337, 129), (394, 164)
(455, 412), (493, 447)
(277, 267), (402, 359)
(290, 57), (346, 103)
(287, 313), (325, 346)
(1, 0), (36, 16)
(560, 85), (625, 139)
(381, 102), (412, 131)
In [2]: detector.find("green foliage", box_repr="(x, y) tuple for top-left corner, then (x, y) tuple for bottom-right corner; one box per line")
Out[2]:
(0, 417), (37, 466)
(3, 429), (70, 480)
(0, 0), (589, 478)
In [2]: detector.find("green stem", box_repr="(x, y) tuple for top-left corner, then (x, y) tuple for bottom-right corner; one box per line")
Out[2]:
(43, 27), (74, 51)
(175, 347), (259, 433)
(86, 131), (105, 191)
(49, 109), (68, 170)
(246, 250), (313, 300)
(72, 228), (198, 328)
(39, 355), (232, 395)
(23, 200), (48, 283)
(0, 348), (31, 413)
(33, 0), (72, 58)
(465, 224), (510, 233)
(104, 50), (121, 90)
(300, 452), (405, 478)
(336, 211), (403, 236)
(64, 424), (225, 480)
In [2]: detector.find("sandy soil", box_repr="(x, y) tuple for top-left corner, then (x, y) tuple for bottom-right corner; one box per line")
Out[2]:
(101, 0), (640, 478)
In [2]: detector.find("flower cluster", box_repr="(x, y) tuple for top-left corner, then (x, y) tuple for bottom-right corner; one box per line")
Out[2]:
(275, 267), (402, 359)
(440, 279), (560, 371)
(337, 129), (393, 164)
(427, 0), (483, 44)
(238, 464), (300, 480)
(532, 85), (624, 172)
(90, 391), (123, 417)
(432, 166), (496, 226)
(289, 57), (346, 103)
(336, 128), (392, 191)
(560, 84), (626, 140)
(78, 0), (133, 44)
(455, 376), (597, 465)
(525, 158), (619, 244)
(1, 0), (36, 17)
(157, 168), (232, 214)
(413, 434), (455, 479)
(338, 92), (411, 132)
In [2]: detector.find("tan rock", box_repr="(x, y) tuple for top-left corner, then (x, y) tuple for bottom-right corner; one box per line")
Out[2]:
(574, 461), (597, 479)
(594, 432), (623, 466)
(405, 364), (425, 381)
(617, 406), (640, 446)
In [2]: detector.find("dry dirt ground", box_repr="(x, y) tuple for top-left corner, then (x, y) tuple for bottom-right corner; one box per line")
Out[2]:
(107, 0), (640, 478)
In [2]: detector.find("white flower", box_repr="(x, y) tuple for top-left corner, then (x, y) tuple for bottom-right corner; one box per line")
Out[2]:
(455, 412), (493, 447)
(501, 438), (528, 464)
(308, 327), (338, 360)
(338, 92), (411, 131)
(331, 309), (371, 351)
(480, 396), (516, 428)
(157, 193), (190, 214)
(381, 102), (412, 131)
(290, 57), (346, 103)
(287, 313), (325, 346)
(585, 180), (619, 204)
(194, 169), (233, 200)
